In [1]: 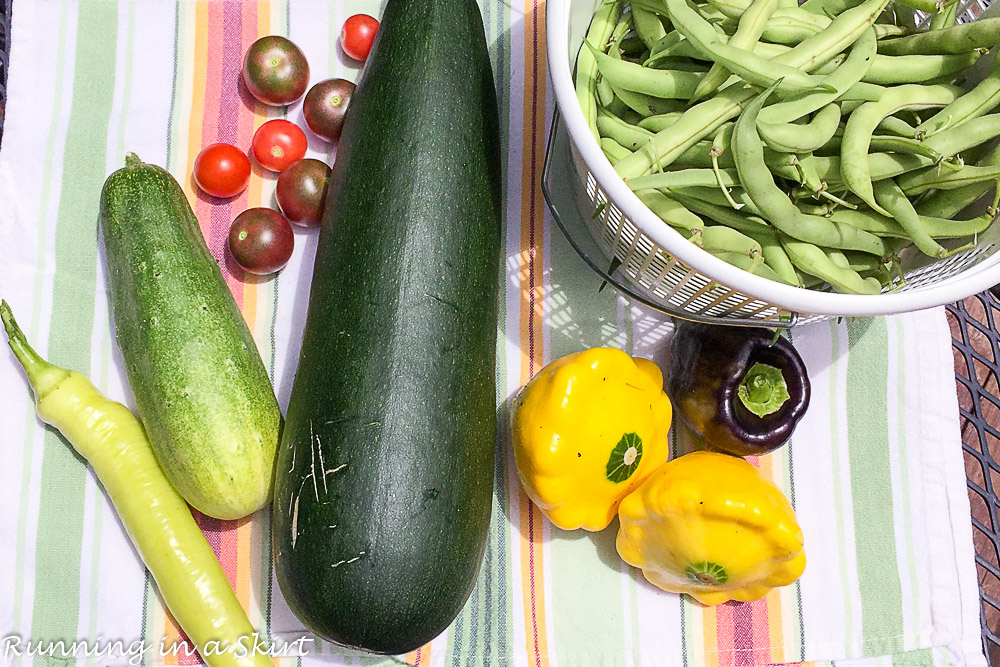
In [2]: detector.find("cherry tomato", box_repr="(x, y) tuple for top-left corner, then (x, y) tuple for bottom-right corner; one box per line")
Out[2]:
(193, 143), (251, 198)
(252, 119), (308, 172)
(243, 36), (310, 106)
(228, 208), (295, 275)
(340, 15), (379, 62)
(276, 159), (331, 226)
(303, 79), (356, 143)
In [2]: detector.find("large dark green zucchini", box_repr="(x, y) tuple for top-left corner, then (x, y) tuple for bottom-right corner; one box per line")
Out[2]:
(100, 155), (281, 520)
(271, 0), (501, 655)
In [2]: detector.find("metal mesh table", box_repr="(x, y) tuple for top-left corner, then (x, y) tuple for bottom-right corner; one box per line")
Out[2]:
(948, 294), (1000, 665)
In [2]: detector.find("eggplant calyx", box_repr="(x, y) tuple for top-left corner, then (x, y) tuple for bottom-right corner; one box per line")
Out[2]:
(737, 362), (790, 418)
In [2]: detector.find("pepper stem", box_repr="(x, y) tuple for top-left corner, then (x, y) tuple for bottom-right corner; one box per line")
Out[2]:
(737, 362), (790, 418)
(1, 300), (67, 402)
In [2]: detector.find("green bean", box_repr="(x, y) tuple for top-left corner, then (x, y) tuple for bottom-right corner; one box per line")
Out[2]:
(872, 23), (908, 38)
(638, 112), (685, 132)
(876, 114), (917, 137)
(617, 0), (889, 178)
(841, 81), (891, 102)
(889, 0), (940, 16)
(598, 11), (633, 109)
(872, 178), (946, 256)
(633, 6), (668, 50)
(705, 0), (750, 19)
(813, 151), (943, 187)
(869, 135), (944, 161)
(699, 226), (766, 272)
(758, 103), (841, 153)
(672, 195), (803, 284)
(917, 140), (1000, 218)
(760, 8), (829, 43)
(601, 137), (634, 163)
(922, 114), (1000, 158)
(897, 164), (1000, 195)
(648, 56), (715, 72)
(693, 0), (779, 102)
(610, 84), (689, 117)
(831, 207), (996, 238)
(823, 127), (942, 160)
(800, 0), (865, 18)
(672, 185), (765, 214)
(576, 1), (620, 140)
(645, 31), (686, 64)
(877, 18), (1000, 55)
(602, 94), (630, 120)
(916, 58), (1000, 139)
(734, 81), (892, 255)
(597, 110), (654, 151)
(694, 3), (732, 23)
(814, 53), (849, 76)
(774, 6), (834, 28)
(780, 236), (884, 293)
(670, 191), (770, 231)
(635, 189), (707, 232)
(627, 167), (742, 190)
(777, 0), (890, 72)
(759, 28), (877, 124)
(762, 23), (820, 44)
(666, 0), (833, 95)
(928, 0), (957, 30)
(626, 0), (672, 17)
(840, 84), (959, 214)
(711, 251), (789, 282)
(587, 43), (704, 99)
(795, 201), (836, 215)
(620, 35), (648, 55)
(862, 51), (983, 85)
(827, 248), (884, 272)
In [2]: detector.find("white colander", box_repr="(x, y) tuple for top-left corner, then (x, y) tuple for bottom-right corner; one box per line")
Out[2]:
(545, 0), (1000, 324)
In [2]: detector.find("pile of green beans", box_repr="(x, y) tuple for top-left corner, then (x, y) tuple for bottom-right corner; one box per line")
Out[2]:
(576, 0), (1000, 294)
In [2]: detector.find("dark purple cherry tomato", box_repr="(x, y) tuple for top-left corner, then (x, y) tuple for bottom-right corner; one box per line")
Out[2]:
(243, 36), (310, 106)
(228, 208), (295, 275)
(303, 78), (356, 143)
(276, 158), (331, 226)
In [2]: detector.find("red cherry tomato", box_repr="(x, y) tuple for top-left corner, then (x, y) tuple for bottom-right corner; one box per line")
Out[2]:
(341, 15), (379, 62)
(228, 208), (295, 275)
(252, 119), (308, 172)
(193, 143), (251, 198)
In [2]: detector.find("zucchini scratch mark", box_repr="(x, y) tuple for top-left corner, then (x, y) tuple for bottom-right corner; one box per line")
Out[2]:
(325, 464), (347, 478)
(308, 420), (320, 501)
(330, 551), (366, 568)
(291, 496), (300, 549)
(316, 432), (329, 495)
(425, 292), (461, 311)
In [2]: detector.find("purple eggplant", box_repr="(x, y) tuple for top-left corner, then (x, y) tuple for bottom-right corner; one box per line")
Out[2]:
(666, 324), (810, 456)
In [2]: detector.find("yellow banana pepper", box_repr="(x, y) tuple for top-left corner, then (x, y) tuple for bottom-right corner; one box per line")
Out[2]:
(511, 347), (672, 531)
(616, 451), (805, 606)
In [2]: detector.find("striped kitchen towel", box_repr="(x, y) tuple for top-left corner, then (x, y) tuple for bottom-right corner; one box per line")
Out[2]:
(0, 1), (986, 665)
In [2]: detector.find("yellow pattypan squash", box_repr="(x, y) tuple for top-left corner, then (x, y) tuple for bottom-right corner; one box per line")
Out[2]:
(616, 450), (805, 606)
(511, 347), (672, 531)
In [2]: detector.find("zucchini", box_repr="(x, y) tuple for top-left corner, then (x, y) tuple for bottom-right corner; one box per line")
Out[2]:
(271, 0), (501, 654)
(99, 155), (281, 520)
